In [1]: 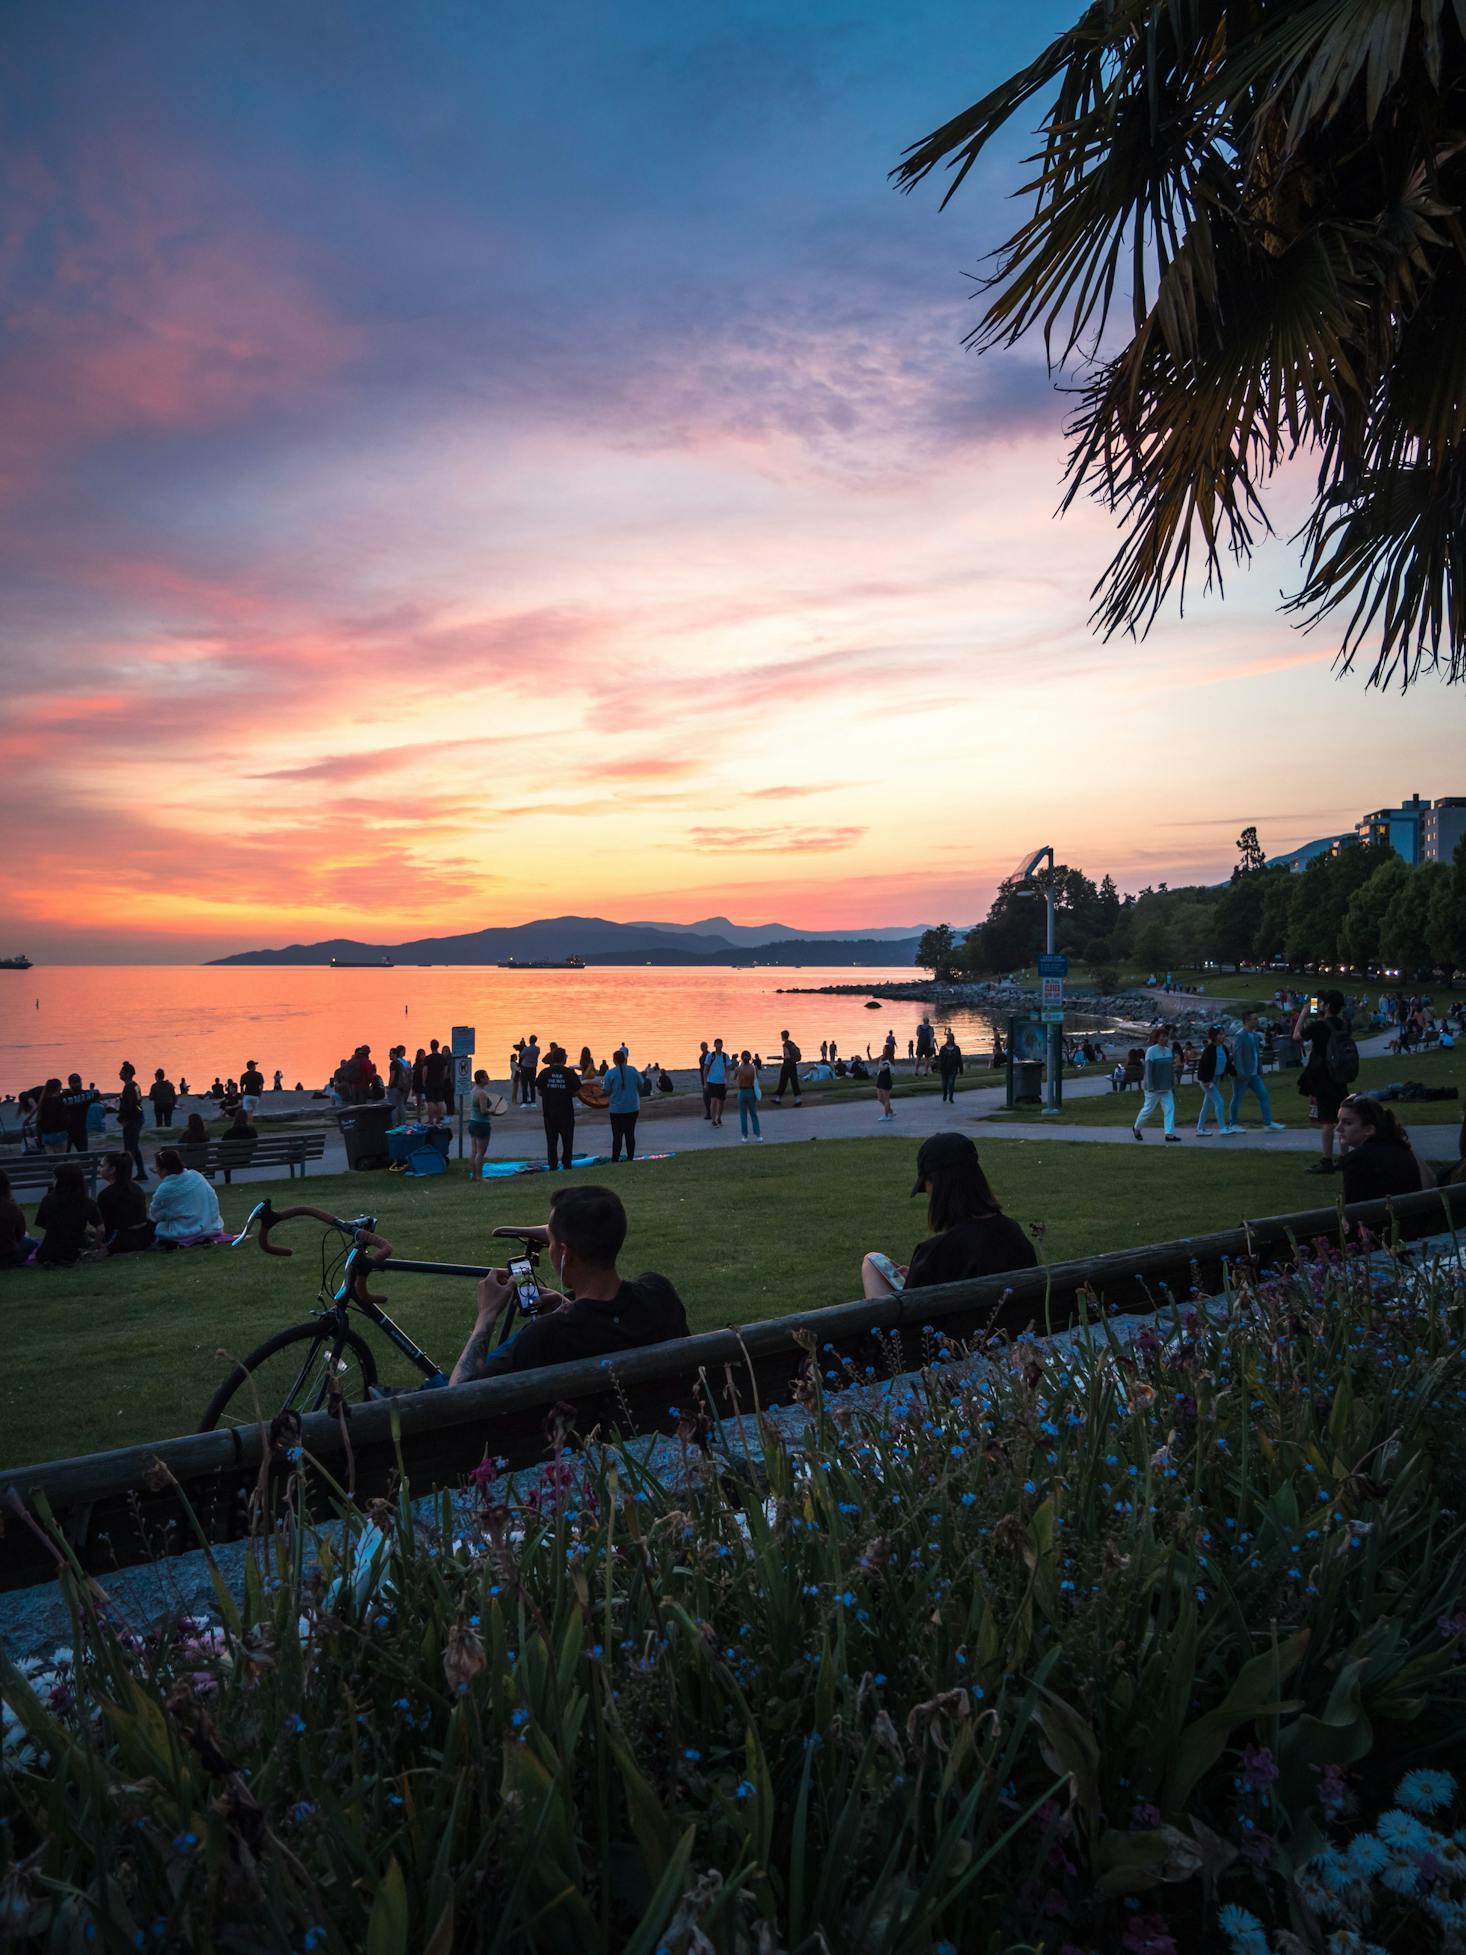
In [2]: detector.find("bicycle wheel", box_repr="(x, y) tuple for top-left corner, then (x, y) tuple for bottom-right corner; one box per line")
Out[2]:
(198, 1321), (378, 1433)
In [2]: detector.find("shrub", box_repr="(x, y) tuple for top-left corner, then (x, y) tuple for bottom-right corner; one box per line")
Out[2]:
(3, 1241), (1466, 1951)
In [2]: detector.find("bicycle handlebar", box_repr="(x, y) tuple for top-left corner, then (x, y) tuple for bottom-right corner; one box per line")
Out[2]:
(244, 1200), (394, 1260)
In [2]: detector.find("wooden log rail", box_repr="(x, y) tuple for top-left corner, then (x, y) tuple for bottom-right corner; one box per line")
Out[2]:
(1, 1185), (1462, 1596)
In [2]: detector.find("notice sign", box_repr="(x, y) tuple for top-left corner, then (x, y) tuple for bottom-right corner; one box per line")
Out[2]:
(1036, 953), (1068, 978)
(453, 1053), (474, 1093)
(1040, 976), (1064, 1012)
(451, 1025), (476, 1056)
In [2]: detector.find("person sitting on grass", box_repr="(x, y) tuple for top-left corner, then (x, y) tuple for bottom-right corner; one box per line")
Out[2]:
(34, 1162), (102, 1267)
(1336, 1096), (1435, 1204)
(0, 1169), (38, 1268)
(860, 1132), (1037, 1299)
(148, 1147), (227, 1248)
(449, 1184), (689, 1383)
(97, 1152), (155, 1255)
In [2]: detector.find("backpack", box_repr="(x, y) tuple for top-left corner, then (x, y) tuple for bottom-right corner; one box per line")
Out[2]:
(1326, 1020), (1360, 1086)
(787, 1042), (801, 1062)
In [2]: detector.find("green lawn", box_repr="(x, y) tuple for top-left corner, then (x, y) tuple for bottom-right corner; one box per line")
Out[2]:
(981, 1045), (1466, 1129)
(3, 1137), (1339, 1469)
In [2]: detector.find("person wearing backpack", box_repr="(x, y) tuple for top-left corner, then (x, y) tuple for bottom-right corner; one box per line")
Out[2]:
(771, 1030), (803, 1106)
(1194, 1027), (1237, 1137)
(1298, 989), (1358, 1175)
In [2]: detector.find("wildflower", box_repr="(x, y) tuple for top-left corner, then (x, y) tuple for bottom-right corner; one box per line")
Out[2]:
(1377, 1808), (1430, 1851)
(1343, 1833), (1388, 1877)
(1217, 1904), (1268, 1955)
(1238, 1745), (1279, 1795)
(683, 1747), (702, 1762)
(172, 1831), (199, 1854)
(1397, 1767), (1456, 1814)
(735, 1779), (754, 1801)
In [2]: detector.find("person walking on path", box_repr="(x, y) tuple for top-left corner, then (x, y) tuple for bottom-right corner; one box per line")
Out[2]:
(735, 1050), (762, 1139)
(466, 1070), (497, 1181)
(148, 1069), (177, 1132)
(537, 1044), (580, 1169)
(1133, 1031), (1181, 1142)
(704, 1039), (730, 1127)
(520, 1036), (541, 1107)
(914, 1016), (936, 1075)
(771, 1031), (803, 1106)
(936, 1033), (964, 1104)
(240, 1060), (264, 1113)
(698, 1041), (713, 1119)
(1229, 1010), (1286, 1133)
(116, 1062), (147, 1180)
(604, 1048), (641, 1161)
(60, 1073), (92, 1153)
(1195, 1027), (1237, 1136)
(875, 1053), (895, 1121)
(1296, 989), (1356, 1175)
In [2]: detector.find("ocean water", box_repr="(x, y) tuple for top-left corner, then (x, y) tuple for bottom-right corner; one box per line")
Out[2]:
(0, 966), (1011, 1095)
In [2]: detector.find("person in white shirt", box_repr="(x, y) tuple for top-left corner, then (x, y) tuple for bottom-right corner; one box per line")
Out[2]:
(149, 1147), (226, 1245)
(1132, 1033), (1182, 1142)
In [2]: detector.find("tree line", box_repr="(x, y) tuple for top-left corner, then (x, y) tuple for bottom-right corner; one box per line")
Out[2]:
(916, 834), (1466, 986)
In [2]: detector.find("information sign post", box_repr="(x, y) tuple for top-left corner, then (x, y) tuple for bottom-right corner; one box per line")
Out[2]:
(1036, 950), (1067, 1113)
(453, 1050), (474, 1160)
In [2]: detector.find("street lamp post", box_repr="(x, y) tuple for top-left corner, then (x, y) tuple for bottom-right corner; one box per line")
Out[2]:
(1013, 845), (1061, 1117)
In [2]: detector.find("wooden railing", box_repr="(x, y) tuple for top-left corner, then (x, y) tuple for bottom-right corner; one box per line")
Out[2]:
(2, 1184), (1461, 1594)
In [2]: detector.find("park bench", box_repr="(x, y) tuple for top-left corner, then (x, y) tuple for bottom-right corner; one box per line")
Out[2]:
(204, 1131), (328, 1183)
(1, 1151), (110, 1197)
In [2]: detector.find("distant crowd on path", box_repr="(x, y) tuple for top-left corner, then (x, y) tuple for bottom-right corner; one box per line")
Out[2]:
(10, 1059), (283, 1170)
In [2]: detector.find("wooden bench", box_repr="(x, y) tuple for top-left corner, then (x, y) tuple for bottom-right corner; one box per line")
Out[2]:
(1, 1151), (111, 1197)
(205, 1131), (328, 1183)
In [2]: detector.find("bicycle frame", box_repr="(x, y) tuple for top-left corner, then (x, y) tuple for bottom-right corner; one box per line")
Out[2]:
(232, 1200), (540, 1388)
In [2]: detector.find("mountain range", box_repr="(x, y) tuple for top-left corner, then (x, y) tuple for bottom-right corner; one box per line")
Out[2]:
(209, 914), (929, 967)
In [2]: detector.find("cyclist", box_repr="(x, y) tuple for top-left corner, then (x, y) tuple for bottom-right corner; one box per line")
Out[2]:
(449, 1184), (688, 1383)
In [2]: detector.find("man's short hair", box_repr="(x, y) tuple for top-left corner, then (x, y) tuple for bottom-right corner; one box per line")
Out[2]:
(549, 1185), (627, 1269)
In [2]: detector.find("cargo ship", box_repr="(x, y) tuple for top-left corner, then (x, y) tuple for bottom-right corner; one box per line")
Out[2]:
(496, 954), (586, 970)
(0, 954), (32, 970)
(330, 955), (394, 968)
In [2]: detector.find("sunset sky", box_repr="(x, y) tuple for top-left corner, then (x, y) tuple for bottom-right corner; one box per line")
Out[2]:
(3, 0), (1462, 963)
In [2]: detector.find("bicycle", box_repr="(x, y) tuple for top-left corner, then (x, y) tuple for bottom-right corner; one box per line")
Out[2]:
(197, 1200), (546, 1432)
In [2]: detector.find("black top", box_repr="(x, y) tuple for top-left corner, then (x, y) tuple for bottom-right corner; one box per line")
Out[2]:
(480, 1272), (689, 1376)
(937, 1044), (963, 1075)
(0, 1198), (29, 1264)
(1341, 1137), (1424, 1205)
(241, 1068), (264, 1096)
(60, 1087), (92, 1134)
(35, 1191), (101, 1264)
(1301, 1016), (1338, 1088)
(37, 1091), (67, 1134)
(906, 1212), (1038, 1291)
(536, 1064), (582, 1111)
(98, 1180), (152, 1246)
(117, 1081), (143, 1121)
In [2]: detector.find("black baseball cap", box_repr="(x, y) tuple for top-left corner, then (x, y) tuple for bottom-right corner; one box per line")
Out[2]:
(911, 1131), (979, 1195)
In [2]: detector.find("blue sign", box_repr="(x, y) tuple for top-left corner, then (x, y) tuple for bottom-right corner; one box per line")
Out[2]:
(1036, 953), (1068, 978)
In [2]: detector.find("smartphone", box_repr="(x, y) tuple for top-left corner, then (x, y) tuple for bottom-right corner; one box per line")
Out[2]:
(1308, 995), (1321, 1016)
(507, 1256), (541, 1314)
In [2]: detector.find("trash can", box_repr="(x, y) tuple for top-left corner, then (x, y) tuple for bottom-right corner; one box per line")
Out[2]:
(339, 1102), (395, 1170)
(1012, 1059), (1043, 1105)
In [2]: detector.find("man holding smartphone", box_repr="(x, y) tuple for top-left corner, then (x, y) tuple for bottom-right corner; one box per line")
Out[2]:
(449, 1184), (689, 1382)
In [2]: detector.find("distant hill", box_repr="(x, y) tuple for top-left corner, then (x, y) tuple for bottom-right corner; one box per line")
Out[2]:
(623, 915), (930, 948)
(209, 915), (926, 967)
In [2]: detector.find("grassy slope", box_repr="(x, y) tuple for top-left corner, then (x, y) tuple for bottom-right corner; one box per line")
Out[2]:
(980, 1046), (1466, 1128)
(3, 1138), (1330, 1468)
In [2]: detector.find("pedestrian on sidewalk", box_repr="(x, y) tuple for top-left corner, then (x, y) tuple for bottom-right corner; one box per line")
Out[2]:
(937, 1032), (964, 1104)
(1229, 1010), (1286, 1132)
(875, 1054), (895, 1121)
(1133, 1030), (1181, 1142)
(537, 1044), (580, 1169)
(1195, 1027), (1236, 1136)
(772, 1031), (803, 1105)
(1297, 990), (1355, 1175)
(467, 1071), (496, 1181)
(520, 1036), (540, 1107)
(736, 1050), (762, 1139)
(704, 1039), (729, 1127)
(604, 1048), (641, 1161)
(698, 1041), (712, 1118)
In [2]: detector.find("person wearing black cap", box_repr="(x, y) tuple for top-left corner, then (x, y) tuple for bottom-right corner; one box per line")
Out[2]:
(860, 1132), (1037, 1297)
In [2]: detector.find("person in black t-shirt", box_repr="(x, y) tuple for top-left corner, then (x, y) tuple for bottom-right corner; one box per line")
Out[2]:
(861, 1131), (1036, 1302)
(450, 1184), (688, 1383)
(60, 1073), (92, 1152)
(35, 1163), (102, 1266)
(1296, 989), (1348, 1175)
(97, 1152), (155, 1254)
(536, 1044), (581, 1169)
(116, 1062), (147, 1181)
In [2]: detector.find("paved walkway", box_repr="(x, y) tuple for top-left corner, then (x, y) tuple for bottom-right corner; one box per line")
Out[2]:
(207, 1027), (1460, 1188)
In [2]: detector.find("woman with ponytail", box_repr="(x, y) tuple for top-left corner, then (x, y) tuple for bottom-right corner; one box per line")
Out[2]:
(1336, 1096), (1435, 1204)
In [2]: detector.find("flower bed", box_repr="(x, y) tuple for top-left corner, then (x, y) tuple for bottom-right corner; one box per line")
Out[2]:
(3, 1241), (1466, 1952)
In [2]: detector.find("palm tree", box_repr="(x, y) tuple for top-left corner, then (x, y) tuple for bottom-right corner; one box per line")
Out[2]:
(897, 0), (1466, 689)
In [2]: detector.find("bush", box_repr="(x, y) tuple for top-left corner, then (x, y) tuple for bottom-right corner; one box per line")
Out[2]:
(4, 1242), (1466, 1951)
